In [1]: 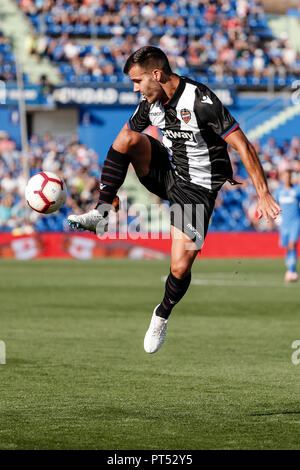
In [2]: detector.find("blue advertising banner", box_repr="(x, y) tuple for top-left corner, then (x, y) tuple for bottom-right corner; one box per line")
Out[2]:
(53, 85), (236, 107)
(0, 83), (52, 107)
(0, 83), (236, 107)
(53, 85), (139, 106)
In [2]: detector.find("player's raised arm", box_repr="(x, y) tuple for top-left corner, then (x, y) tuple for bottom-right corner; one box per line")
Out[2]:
(224, 128), (281, 222)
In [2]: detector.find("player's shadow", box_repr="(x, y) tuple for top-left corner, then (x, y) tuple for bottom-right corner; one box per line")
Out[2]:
(2, 358), (37, 365)
(250, 411), (300, 416)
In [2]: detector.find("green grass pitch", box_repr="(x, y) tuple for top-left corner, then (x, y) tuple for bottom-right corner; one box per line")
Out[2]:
(0, 258), (300, 450)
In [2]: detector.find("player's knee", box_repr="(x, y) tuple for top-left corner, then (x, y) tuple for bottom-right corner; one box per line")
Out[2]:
(116, 128), (141, 153)
(170, 262), (191, 280)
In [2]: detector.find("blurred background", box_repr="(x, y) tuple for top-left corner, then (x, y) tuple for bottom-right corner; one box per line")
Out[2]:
(0, 0), (299, 259)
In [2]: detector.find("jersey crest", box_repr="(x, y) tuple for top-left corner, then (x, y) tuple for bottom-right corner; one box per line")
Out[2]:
(180, 108), (191, 123)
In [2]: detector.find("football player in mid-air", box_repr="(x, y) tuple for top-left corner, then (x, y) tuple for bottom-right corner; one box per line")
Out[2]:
(275, 169), (300, 282)
(68, 46), (281, 353)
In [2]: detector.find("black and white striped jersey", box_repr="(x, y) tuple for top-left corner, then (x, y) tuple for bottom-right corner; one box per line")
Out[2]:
(127, 76), (239, 191)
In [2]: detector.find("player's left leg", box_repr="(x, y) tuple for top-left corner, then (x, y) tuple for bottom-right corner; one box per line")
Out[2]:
(283, 222), (299, 282)
(285, 240), (298, 282)
(144, 227), (199, 354)
(68, 128), (152, 233)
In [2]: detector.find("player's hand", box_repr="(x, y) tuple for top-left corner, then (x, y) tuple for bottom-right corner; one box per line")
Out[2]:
(256, 192), (281, 222)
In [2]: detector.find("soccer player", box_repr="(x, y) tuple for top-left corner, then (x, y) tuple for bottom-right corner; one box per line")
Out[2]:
(68, 46), (281, 353)
(275, 169), (300, 282)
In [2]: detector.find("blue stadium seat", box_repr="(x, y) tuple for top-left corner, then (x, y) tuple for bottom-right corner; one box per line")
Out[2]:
(80, 74), (92, 83)
(61, 24), (74, 34)
(59, 63), (74, 74)
(65, 74), (77, 83)
(91, 75), (104, 83)
(97, 26), (111, 36)
(48, 24), (62, 35)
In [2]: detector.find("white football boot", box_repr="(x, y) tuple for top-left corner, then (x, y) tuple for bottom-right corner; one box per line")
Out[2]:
(68, 208), (108, 234)
(144, 305), (169, 354)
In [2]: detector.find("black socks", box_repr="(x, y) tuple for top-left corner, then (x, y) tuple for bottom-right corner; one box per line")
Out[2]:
(98, 146), (130, 205)
(156, 271), (192, 320)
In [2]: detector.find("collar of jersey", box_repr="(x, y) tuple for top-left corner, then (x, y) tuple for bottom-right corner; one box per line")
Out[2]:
(162, 76), (186, 107)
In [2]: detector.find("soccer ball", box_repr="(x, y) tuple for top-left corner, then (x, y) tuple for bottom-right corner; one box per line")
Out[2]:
(25, 171), (67, 214)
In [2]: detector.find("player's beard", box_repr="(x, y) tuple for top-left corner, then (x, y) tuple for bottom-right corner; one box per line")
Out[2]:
(143, 83), (164, 104)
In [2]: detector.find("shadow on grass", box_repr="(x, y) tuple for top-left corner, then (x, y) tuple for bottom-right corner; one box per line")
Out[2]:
(3, 358), (38, 365)
(250, 411), (300, 416)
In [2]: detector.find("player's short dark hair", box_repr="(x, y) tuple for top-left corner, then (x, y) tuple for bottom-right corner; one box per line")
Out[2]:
(123, 46), (172, 75)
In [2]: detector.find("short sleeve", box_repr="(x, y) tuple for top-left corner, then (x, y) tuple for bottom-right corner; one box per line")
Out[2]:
(194, 86), (239, 139)
(128, 98), (151, 133)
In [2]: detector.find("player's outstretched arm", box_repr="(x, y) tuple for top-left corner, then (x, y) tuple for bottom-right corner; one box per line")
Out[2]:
(225, 128), (281, 222)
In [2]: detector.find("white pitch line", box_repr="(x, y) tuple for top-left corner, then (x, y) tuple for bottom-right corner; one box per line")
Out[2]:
(191, 279), (291, 287)
(161, 276), (295, 288)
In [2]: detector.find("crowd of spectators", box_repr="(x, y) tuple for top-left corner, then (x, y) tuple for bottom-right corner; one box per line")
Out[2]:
(18, 0), (300, 87)
(0, 33), (18, 83)
(0, 132), (102, 233)
(0, 131), (299, 234)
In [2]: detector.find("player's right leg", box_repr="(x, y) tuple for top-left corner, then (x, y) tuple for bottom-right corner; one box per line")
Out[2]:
(68, 127), (152, 232)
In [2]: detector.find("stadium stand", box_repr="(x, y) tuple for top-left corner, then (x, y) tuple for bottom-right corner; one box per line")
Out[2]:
(0, 0), (60, 85)
(18, 0), (300, 87)
(0, 31), (20, 83)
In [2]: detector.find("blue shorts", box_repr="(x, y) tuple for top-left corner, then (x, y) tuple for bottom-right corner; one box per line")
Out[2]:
(279, 221), (300, 247)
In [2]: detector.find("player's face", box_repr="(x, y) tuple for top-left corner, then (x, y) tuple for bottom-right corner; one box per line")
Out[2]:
(129, 64), (164, 104)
